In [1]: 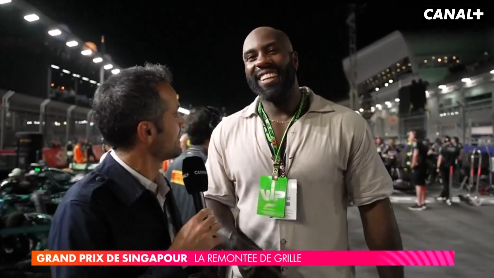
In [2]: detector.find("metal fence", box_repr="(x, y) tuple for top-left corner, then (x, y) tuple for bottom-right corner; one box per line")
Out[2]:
(0, 89), (101, 149)
(399, 112), (427, 142)
(436, 99), (492, 145)
(368, 96), (493, 145)
(368, 112), (428, 143)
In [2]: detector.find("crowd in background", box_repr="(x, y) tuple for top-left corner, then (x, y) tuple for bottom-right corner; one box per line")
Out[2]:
(375, 133), (464, 210)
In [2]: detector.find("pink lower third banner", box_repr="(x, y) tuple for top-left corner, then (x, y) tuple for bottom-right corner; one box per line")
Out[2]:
(32, 251), (455, 266)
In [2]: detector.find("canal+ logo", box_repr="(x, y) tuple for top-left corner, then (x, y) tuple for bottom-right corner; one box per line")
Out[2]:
(424, 9), (483, 20)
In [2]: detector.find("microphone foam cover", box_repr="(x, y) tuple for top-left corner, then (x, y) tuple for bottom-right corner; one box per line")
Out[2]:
(182, 156), (208, 194)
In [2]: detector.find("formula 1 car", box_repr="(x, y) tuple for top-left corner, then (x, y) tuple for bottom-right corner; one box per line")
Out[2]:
(0, 190), (55, 274)
(30, 161), (86, 184)
(69, 162), (99, 173)
(0, 163), (82, 198)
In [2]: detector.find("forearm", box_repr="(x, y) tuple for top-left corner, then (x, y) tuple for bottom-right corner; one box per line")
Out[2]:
(205, 198), (236, 231)
(359, 198), (404, 278)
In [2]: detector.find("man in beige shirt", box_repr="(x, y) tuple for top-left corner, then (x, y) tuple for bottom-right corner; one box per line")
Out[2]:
(204, 27), (403, 278)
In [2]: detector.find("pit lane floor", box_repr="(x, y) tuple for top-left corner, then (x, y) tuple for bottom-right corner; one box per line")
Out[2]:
(348, 196), (494, 278)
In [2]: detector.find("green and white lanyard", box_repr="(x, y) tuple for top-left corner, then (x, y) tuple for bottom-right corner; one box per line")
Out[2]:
(257, 92), (308, 179)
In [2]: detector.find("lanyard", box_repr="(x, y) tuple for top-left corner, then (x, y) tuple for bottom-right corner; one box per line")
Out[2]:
(257, 93), (308, 178)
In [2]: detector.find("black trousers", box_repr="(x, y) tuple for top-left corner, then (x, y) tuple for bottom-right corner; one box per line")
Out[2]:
(427, 162), (438, 185)
(86, 150), (96, 162)
(385, 164), (393, 178)
(440, 167), (451, 199)
(385, 160), (399, 179)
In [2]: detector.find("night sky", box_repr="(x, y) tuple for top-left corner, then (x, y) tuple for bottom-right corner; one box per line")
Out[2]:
(26, 1), (491, 114)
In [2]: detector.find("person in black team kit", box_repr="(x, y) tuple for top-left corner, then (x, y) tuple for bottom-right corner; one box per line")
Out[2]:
(376, 137), (385, 161)
(452, 136), (463, 149)
(451, 136), (464, 170)
(382, 138), (400, 179)
(408, 129), (429, 211)
(426, 142), (439, 185)
(166, 106), (222, 224)
(436, 136), (461, 205)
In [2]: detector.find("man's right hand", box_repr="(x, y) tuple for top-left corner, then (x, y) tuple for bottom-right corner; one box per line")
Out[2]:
(170, 208), (225, 251)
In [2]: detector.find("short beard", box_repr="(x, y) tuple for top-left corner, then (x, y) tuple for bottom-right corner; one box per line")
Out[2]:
(246, 59), (297, 105)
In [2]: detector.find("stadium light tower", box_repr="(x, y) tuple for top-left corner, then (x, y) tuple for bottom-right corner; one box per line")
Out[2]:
(346, 4), (366, 111)
(99, 35), (105, 84)
(346, 5), (356, 111)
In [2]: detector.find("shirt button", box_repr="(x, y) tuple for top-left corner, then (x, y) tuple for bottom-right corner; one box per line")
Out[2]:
(281, 239), (287, 245)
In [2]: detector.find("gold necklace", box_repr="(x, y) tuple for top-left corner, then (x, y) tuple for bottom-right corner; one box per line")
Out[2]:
(269, 119), (290, 124)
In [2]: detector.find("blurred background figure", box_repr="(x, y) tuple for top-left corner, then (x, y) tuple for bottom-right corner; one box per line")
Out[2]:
(408, 129), (429, 211)
(8, 167), (22, 181)
(452, 136), (463, 149)
(84, 139), (96, 162)
(179, 133), (189, 153)
(427, 140), (439, 185)
(73, 140), (86, 164)
(451, 136), (464, 182)
(436, 136), (461, 205)
(166, 106), (222, 224)
(6, 168), (34, 194)
(66, 141), (74, 164)
(382, 138), (400, 179)
(376, 137), (385, 162)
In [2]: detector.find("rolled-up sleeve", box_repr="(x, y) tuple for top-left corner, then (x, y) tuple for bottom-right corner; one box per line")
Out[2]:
(204, 123), (236, 208)
(344, 113), (393, 206)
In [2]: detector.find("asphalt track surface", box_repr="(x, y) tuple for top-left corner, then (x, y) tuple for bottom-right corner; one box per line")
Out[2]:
(348, 192), (494, 278)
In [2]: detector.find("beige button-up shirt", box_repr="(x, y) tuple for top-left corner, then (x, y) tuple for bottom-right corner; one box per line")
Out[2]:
(204, 88), (393, 278)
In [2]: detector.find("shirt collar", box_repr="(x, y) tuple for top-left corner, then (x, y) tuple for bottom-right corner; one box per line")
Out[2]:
(239, 86), (335, 118)
(110, 151), (169, 198)
(187, 144), (207, 154)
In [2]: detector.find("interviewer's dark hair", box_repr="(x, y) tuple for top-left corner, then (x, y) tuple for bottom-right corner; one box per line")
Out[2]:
(92, 63), (173, 150)
(185, 106), (222, 145)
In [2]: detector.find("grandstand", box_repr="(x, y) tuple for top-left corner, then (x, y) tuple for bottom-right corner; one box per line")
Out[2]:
(0, 0), (190, 148)
(340, 30), (494, 143)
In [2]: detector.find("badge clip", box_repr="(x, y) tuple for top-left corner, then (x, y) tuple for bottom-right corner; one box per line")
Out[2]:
(279, 165), (286, 177)
(272, 165), (280, 180)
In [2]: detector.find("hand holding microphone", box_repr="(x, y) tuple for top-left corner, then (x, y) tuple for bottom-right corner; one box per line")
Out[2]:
(180, 157), (284, 278)
(180, 156), (266, 250)
(170, 208), (224, 251)
(170, 156), (226, 251)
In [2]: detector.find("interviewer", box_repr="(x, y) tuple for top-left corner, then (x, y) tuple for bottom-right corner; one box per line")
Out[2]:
(48, 64), (224, 278)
